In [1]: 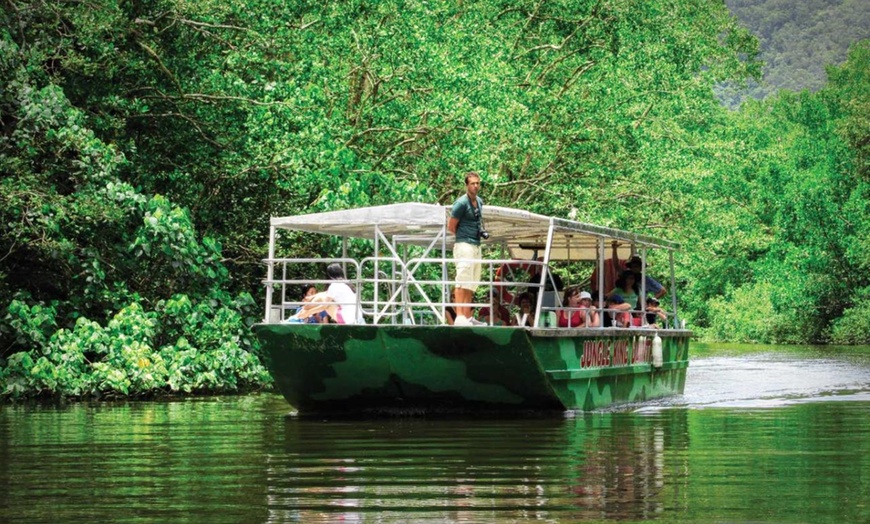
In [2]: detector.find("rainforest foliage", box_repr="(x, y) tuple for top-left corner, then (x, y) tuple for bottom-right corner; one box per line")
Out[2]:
(1, 0), (868, 398)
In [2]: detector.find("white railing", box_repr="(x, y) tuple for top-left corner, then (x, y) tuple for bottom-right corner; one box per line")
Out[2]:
(262, 256), (680, 329)
(263, 257), (674, 329)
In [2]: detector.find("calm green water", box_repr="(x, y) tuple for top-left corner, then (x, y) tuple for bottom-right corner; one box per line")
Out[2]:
(2, 345), (870, 523)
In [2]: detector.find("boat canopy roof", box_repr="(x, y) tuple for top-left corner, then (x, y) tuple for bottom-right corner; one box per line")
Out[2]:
(271, 203), (679, 262)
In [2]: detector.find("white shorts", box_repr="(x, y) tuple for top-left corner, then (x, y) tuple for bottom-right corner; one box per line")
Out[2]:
(454, 242), (482, 291)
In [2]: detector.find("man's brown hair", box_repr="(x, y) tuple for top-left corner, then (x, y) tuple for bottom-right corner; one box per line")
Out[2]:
(464, 171), (480, 184)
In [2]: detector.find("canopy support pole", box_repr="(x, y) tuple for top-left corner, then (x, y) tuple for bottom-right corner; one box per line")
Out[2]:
(533, 219), (557, 328)
(264, 226), (277, 321)
(670, 250), (679, 329)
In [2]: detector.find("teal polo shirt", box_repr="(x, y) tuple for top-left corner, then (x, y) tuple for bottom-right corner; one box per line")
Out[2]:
(451, 194), (483, 246)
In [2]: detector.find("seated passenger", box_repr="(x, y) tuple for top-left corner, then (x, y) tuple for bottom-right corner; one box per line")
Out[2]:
(602, 294), (632, 328)
(512, 291), (537, 327)
(291, 263), (365, 324)
(607, 269), (640, 311)
(288, 285), (329, 324)
(644, 295), (668, 328)
(558, 289), (600, 328)
(478, 295), (510, 326)
(289, 291), (338, 323)
(577, 291), (600, 327)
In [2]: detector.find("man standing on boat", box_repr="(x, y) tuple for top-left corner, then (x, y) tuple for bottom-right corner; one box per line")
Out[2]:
(448, 172), (485, 326)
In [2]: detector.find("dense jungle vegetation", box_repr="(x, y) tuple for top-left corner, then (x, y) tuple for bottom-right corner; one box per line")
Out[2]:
(1, 0), (868, 399)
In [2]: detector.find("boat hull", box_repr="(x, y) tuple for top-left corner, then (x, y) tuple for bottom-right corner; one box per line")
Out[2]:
(254, 324), (689, 415)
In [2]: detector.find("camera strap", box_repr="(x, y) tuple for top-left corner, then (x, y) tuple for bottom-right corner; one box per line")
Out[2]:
(472, 196), (485, 230)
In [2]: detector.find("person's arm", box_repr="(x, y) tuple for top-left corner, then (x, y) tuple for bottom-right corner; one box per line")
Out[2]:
(447, 217), (459, 235)
(611, 241), (623, 274)
(291, 292), (334, 319)
(292, 301), (319, 318)
(448, 199), (463, 235)
(646, 276), (667, 299)
(587, 309), (600, 328)
(603, 302), (631, 327)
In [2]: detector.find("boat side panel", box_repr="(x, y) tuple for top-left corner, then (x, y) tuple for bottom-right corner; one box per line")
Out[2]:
(254, 324), (385, 410)
(532, 334), (689, 410)
(253, 324), (561, 412)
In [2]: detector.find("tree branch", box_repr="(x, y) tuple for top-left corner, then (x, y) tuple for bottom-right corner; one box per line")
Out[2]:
(173, 16), (263, 36)
(136, 40), (183, 94)
(558, 60), (597, 97)
(290, 19), (321, 31)
(633, 103), (654, 129)
(0, 240), (17, 264)
(181, 93), (291, 106)
(344, 126), (430, 147)
(128, 112), (222, 147)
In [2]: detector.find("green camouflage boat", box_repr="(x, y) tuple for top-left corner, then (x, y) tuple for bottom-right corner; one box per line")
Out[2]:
(254, 203), (690, 415)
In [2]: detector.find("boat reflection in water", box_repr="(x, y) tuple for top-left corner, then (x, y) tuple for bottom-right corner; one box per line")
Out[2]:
(264, 409), (690, 522)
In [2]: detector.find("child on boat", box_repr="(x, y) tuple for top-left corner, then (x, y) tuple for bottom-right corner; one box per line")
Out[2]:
(290, 263), (365, 324)
(285, 285), (329, 324)
(602, 294), (632, 328)
(644, 295), (668, 328)
(558, 289), (600, 328)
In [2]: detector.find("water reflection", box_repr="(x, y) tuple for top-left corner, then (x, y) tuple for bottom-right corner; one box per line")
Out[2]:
(0, 397), (279, 523)
(265, 410), (690, 522)
(1, 346), (870, 523)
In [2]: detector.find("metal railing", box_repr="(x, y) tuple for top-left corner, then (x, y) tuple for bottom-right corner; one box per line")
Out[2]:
(262, 255), (680, 329)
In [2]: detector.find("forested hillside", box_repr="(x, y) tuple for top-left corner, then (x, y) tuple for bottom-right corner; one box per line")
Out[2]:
(1, 0), (868, 398)
(725, 0), (870, 100)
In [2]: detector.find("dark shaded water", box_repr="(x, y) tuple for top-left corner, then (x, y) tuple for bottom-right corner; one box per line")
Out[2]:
(2, 344), (870, 523)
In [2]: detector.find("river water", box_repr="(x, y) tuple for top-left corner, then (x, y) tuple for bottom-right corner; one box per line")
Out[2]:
(2, 344), (869, 523)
